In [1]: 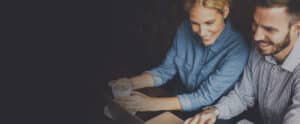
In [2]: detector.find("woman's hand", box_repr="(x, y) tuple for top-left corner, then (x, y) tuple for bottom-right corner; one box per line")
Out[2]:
(108, 78), (132, 88)
(108, 73), (155, 91)
(114, 91), (159, 112)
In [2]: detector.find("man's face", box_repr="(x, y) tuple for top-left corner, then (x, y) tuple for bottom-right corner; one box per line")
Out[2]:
(252, 7), (291, 55)
(189, 5), (226, 46)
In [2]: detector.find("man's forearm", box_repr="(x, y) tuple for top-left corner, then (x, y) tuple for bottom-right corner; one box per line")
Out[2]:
(130, 73), (155, 90)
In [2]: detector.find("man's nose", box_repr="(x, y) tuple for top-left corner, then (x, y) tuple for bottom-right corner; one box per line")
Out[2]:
(253, 27), (265, 41)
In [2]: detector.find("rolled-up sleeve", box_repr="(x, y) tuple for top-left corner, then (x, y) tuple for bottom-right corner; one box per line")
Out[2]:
(215, 50), (258, 119)
(177, 44), (249, 111)
(145, 24), (183, 87)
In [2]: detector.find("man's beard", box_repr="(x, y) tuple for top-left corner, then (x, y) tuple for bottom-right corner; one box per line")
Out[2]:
(256, 31), (291, 56)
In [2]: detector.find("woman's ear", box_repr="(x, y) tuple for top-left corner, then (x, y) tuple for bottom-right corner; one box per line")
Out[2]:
(223, 5), (230, 19)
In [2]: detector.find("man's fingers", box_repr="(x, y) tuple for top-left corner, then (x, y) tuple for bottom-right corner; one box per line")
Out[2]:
(189, 115), (200, 124)
(197, 115), (205, 124)
(199, 112), (216, 124)
(206, 118), (216, 124)
(184, 117), (193, 124)
(185, 114), (210, 124)
(184, 109), (217, 124)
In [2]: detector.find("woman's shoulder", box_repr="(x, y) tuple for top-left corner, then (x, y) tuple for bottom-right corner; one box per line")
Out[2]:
(176, 19), (193, 35)
(227, 22), (245, 40)
(174, 19), (198, 46)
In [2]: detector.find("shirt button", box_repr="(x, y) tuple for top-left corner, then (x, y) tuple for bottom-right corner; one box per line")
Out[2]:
(271, 67), (277, 73)
(192, 79), (196, 83)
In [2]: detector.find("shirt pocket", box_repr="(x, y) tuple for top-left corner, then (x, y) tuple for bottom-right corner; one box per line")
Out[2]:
(200, 68), (208, 77)
(175, 56), (192, 82)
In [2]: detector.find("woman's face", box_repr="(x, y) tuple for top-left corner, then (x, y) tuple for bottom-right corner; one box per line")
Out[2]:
(189, 5), (227, 46)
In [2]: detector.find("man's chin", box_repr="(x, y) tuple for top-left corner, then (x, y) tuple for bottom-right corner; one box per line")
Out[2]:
(258, 48), (273, 56)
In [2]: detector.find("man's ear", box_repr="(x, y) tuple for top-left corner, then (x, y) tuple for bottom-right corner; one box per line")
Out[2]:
(223, 5), (230, 19)
(289, 21), (300, 42)
(295, 21), (300, 35)
(291, 21), (300, 35)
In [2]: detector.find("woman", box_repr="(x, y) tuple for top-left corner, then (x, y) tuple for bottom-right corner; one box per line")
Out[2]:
(111, 0), (249, 112)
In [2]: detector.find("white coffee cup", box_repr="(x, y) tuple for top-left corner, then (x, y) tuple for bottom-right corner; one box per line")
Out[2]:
(110, 78), (136, 115)
(111, 78), (132, 97)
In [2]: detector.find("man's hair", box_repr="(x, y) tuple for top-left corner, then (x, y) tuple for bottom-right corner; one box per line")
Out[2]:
(183, 0), (231, 15)
(254, 0), (300, 25)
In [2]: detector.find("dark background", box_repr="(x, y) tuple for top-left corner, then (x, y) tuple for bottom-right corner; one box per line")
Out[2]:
(1, 0), (254, 123)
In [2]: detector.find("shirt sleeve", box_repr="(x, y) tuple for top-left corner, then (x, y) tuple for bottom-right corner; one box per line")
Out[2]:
(214, 49), (259, 119)
(177, 42), (250, 111)
(283, 78), (300, 124)
(145, 21), (187, 87)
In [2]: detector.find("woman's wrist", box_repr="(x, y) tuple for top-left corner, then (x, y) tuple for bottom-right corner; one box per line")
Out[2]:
(152, 97), (182, 111)
(147, 97), (163, 111)
(130, 73), (154, 90)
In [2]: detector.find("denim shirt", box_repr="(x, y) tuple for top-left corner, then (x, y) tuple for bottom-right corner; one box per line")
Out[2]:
(146, 19), (250, 111)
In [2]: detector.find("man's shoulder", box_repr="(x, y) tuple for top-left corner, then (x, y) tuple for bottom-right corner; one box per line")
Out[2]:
(289, 65), (300, 91)
(292, 65), (300, 77)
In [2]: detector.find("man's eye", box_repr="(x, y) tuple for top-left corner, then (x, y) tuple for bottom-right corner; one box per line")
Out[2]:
(265, 27), (275, 33)
(206, 22), (214, 25)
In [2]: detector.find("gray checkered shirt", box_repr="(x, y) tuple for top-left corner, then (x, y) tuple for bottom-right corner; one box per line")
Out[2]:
(215, 37), (300, 124)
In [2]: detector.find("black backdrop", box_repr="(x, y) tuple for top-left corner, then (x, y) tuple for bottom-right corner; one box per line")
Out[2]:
(1, 0), (254, 123)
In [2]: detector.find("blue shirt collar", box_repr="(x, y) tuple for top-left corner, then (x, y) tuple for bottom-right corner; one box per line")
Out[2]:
(208, 20), (233, 53)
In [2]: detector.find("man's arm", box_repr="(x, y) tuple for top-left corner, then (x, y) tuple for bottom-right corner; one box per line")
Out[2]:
(283, 78), (300, 124)
(214, 53), (258, 119)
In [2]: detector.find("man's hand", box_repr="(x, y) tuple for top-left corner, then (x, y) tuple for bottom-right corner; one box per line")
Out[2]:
(184, 106), (218, 124)
(114, 91), (158, 112)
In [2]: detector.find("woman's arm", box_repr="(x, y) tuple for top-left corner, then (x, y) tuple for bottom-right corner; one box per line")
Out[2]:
(116, 91), (182, 112)
(178, 43), (250, 111)
(130, 72), (155, 90)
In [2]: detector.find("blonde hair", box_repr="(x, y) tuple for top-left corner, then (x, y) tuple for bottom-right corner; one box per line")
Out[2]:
(184, 0), (231, 14)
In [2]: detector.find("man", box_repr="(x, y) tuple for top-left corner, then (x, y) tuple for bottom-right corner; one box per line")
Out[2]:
(184, 0), (300, 123)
